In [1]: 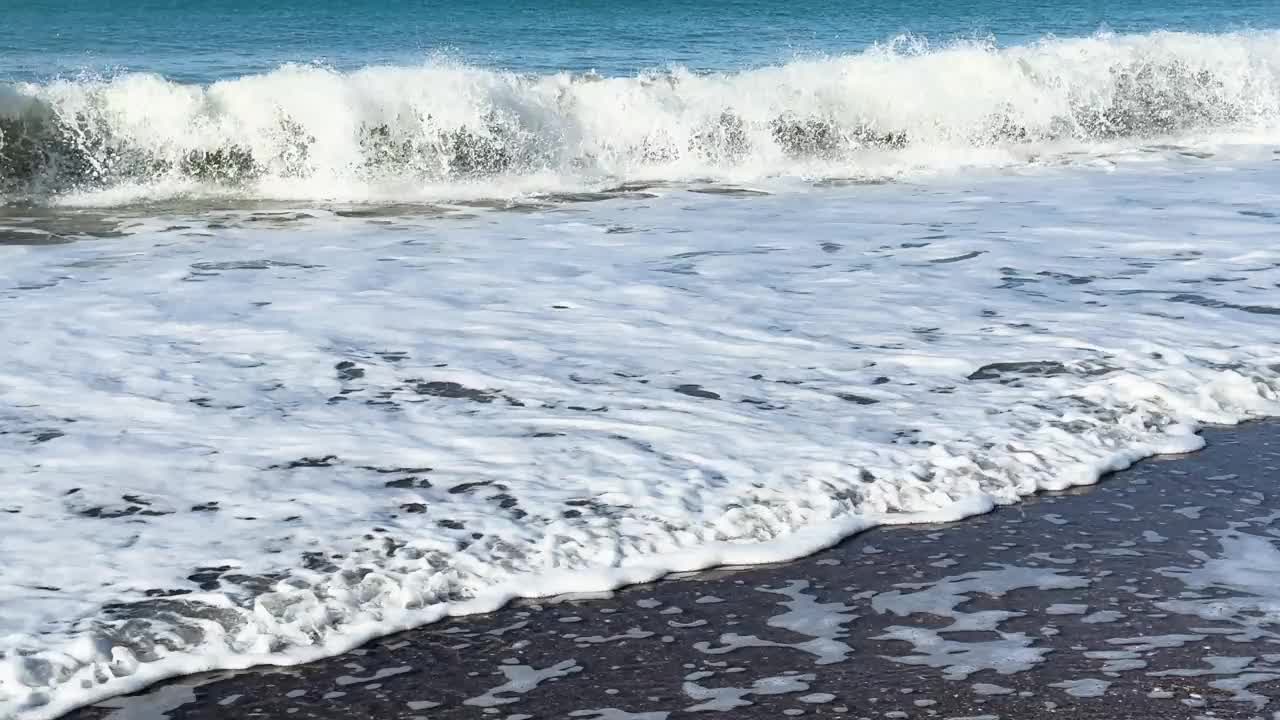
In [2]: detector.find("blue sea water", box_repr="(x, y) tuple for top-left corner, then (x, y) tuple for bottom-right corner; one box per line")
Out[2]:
(5, 0), (1280, 82)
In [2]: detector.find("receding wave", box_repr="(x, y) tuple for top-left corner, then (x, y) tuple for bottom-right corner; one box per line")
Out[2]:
(3, 30), (1280, 204)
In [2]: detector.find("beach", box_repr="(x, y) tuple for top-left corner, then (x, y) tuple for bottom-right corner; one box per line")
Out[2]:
(4, 156), (1280, 720)
(62, 421), (1280, 719)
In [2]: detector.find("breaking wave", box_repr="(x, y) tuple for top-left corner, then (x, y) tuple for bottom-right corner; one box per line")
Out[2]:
(2, 30), (1280, 204)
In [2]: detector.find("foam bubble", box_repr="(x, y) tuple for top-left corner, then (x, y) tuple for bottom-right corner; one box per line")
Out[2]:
(3, 30), (1280, 205)
(1, 152), (1279, 718)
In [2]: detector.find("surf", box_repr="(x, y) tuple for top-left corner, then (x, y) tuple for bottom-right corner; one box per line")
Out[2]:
(3, 30), (1279, 206)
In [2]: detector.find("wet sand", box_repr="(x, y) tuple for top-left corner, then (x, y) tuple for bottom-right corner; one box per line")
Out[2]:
(70, 422), (1280, 720)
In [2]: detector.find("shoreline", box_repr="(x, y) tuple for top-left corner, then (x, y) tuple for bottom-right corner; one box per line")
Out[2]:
(64, 420), (1280, 720)
(6, 145), (1280, 720)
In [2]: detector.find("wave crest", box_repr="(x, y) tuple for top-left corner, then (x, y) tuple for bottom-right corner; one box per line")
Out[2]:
(3, 30), (1279, 204)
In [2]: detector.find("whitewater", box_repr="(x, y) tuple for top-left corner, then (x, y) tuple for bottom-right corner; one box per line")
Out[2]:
(3, 31), (1280, 720)
(3, 31), (1280, 205)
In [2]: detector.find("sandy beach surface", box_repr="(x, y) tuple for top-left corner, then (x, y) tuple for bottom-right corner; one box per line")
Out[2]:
(64, 421), (1280, 720)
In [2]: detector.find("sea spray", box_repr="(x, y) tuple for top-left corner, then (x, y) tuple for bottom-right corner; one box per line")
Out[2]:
(3, 30), (1279, 204)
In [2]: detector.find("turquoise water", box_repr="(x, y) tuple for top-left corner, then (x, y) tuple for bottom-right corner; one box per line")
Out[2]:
(6, 0), (1280, 81)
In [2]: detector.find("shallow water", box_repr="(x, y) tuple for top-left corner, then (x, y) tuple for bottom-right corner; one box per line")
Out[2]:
(3, 156), (1280, 718)
(58, 421), (1280, 720)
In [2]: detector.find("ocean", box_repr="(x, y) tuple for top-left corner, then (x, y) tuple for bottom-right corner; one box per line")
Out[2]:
(3, 2), (1280, 718)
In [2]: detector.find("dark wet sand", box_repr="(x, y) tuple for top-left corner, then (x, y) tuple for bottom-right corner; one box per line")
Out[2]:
(71, 422), (1280, 720)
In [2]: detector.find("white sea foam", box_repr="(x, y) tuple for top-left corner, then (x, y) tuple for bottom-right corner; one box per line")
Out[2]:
(3, 30), (1280, 205)
(0, 149), (1279, 718)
